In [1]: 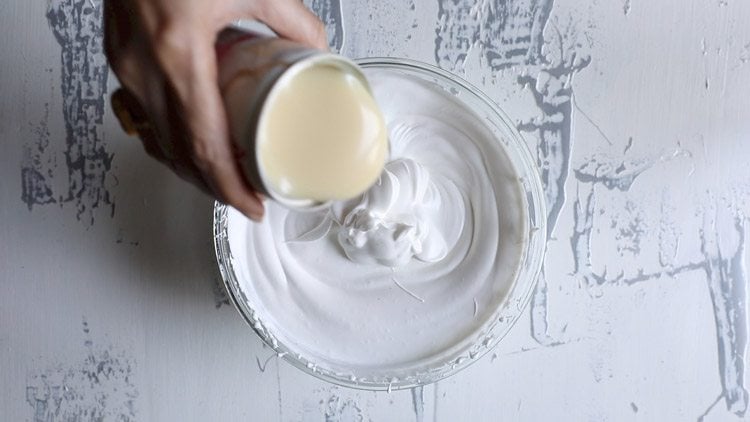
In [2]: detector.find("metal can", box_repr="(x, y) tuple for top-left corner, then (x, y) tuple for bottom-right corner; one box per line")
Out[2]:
(216, 28), (372, 210)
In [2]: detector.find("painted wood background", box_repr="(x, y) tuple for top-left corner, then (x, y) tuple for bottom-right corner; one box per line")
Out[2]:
(2, 0), (750, 420)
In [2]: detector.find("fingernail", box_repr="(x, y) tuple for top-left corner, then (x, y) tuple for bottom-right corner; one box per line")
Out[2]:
(111, 90), (138, 135)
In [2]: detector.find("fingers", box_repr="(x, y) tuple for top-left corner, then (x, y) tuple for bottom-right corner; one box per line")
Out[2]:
(199, 154), (266, 221)
(111, 88), (168, 163)
(106, 0), (320, 222)
(152, 31), (265, 220)
(112, 88), (214, 195)
(254, 0), (328, 49)
(113, 13), (266, 221)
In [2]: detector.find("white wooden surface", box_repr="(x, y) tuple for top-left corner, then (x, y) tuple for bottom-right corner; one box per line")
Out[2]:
(2, 0), (750, 420)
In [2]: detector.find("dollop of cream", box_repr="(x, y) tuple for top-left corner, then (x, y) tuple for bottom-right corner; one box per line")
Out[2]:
(337, 158), (462, 267)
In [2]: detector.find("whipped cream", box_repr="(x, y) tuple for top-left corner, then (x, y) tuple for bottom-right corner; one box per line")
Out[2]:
(226, 68), (528, 381)
(337, 158), (463, 267)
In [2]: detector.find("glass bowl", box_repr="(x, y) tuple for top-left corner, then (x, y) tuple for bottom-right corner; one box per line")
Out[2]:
(213, 58), (546, 390)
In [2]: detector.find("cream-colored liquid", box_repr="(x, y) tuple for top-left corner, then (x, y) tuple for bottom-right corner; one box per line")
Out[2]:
(257, 63), (388, 201)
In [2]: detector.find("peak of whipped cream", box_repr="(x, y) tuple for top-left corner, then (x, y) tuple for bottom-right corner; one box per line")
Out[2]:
(337, 158), (462, 267)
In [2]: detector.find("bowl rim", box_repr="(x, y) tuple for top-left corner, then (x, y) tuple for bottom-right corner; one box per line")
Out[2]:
(213, 56), (547, 391)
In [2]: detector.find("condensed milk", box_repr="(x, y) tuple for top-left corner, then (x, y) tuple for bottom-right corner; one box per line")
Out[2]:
(218, 30), (388, 209)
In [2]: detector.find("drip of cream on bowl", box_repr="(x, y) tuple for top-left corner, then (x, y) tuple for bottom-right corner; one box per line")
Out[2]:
(220, 65), (540, 387)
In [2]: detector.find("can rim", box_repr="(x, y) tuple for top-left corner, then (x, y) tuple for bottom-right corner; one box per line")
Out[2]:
(254, 53), (374, 211)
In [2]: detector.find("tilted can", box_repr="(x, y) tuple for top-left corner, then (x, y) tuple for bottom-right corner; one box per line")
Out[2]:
(216, 28), (374, 210)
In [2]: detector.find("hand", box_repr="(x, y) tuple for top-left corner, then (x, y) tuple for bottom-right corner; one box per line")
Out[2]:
(104, 0), (327, 221)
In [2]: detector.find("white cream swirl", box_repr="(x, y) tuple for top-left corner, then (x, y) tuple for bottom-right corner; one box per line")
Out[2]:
(337, 158), (463, 267)
(226, 69), (528, 380)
